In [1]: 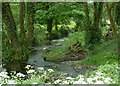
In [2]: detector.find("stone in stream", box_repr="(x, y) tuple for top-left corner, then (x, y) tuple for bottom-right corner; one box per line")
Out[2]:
(31, 46), (50, 51)
(51, 38), (68, 43)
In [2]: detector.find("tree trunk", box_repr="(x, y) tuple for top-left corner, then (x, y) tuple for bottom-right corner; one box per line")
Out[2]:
(115, 2), (120, 25)
(106, 3), (118, 40)
(47, 19), (53, 34)
(26, 2), (36, 46)
(84, 3), (103, 47)
(55, 20), (58, 31)
(2, 3), (21, 59)
(93, 2), (103, 27)
(46, 18), (53, 40)
(19, 2), (25, 39)
(2, 3), (28, 74)
(84, 3), (91, 28)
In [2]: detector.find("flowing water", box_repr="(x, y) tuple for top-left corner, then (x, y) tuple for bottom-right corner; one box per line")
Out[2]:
(28, 38), (95, 77)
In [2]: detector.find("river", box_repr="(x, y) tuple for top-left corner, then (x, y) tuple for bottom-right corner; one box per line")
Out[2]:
(28, 38), (96, 77)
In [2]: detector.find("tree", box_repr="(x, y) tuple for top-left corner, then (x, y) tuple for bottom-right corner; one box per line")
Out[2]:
(26, 2), (36, 46)
(106, 3), (118, 40)
(2, 2), (32, 73)
(2, 3), (22, 60)
(2, 3), (27, 73)
(115, 2), (120, 25)
(84, 2), (103, 48)
(19, 2), (25, 39)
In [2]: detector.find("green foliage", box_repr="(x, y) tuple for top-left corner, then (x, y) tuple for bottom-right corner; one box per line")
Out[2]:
(2, 2), (119, 85)
(45, 31), (85, 62)
(34, 25), (48, 45)
(78, 39), (118, 66)
(90, 62), (118, 84)
(0, 62), (118, 84)
(10, 3), (19, 25)
(85, 26), (102, 49)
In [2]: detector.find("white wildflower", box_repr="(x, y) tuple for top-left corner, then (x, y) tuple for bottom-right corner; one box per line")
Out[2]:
(43, 71), (47, 75)
(61, 81), (69, 84)
(37, 67), (44, 71)
(106, 77), (112, 81)
(77, 74), (84, 78)
(54, 79), (62, 84)
(94, 80), (104, 84)
(25, 65), (32, 69)
(73, 80), (87, 84)
(81, 81), (87, 84)
(78, 77), (84, 81)
(104, 77), (112, 83)
(0, 72), (8, 75)
(73, 81), (80, 84)
(27, 69), (35, 74)
(66, 77), (73, 80)
(96, 72), (103, 76)
(87, 78), (93, 84)
(47, 69), (54, 73)
(7, 80), (16, 84)
(11, 71), (16, 75)
(93, 76), (99, 80)
(99, 76), (105, 80)
(33, 82), (37, 84)
(0, 72), (9, 78)
(16, 72), (25, 77)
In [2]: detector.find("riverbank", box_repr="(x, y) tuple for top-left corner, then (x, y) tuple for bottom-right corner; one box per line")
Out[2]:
(1, 33), (118, 84)
(28, 31), (118, 77)
(44, 32), (86, 62)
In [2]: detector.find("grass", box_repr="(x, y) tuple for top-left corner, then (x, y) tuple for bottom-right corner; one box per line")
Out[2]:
(45, 31), (118, 66)
(44, 31), (85, 62)
(42, 26), (118, 66)
(76, 39), (118, 66)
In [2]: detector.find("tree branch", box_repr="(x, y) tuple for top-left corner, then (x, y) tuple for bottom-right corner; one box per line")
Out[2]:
(34, 2), (55, 12)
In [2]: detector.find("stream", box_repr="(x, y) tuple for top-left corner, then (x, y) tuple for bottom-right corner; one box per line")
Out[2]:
(28, 38), (95, 77)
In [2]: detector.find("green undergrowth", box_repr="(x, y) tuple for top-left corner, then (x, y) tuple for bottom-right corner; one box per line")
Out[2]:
(0, 62), (118, 84)
(44, 31), (85, 62)
(34, 25), (48, 46)
(77, 39), (118, 66)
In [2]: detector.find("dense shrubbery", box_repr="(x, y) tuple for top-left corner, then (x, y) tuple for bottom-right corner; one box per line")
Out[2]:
(0, 61), (118, 85)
